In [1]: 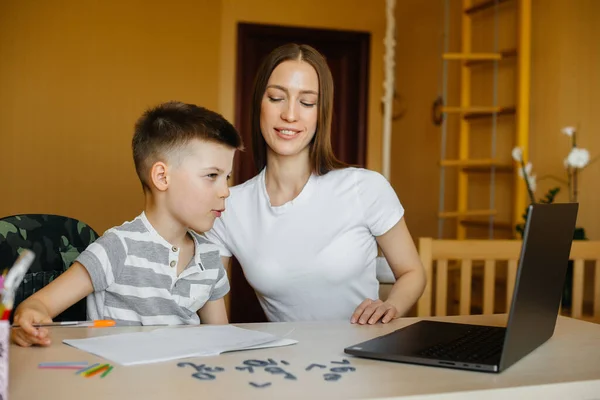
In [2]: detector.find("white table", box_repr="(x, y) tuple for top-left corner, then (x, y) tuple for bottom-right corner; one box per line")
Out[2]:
(9, 315), (600, 399)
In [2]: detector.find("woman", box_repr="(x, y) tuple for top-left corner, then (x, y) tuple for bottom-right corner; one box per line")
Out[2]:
(205, 43), (425, 324)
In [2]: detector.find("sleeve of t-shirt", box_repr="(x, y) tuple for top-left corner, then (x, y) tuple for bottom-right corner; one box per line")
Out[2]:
(209, 261), (230, 301)
(75, 230), (126, 292)
(354, 169), (405, 236)
(203, 217), (233, 257)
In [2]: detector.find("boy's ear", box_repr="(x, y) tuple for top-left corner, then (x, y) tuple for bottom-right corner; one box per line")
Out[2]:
(150, 161), (169, 192)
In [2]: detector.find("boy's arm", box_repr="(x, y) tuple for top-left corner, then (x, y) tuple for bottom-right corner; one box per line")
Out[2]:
(23, 262), (94, 317)
(221, 256), (231, 276)
(12, 262), (94, 346)
(195, 255), (231, 324)
(197, 298), (228, 324)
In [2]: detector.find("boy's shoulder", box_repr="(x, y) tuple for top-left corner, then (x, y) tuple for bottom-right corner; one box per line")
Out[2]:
(190, 231), (226, 272)
(101, 213), (148, 237)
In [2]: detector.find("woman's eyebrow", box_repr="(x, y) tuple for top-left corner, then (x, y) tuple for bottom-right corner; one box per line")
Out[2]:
(266, 84), (318, 96)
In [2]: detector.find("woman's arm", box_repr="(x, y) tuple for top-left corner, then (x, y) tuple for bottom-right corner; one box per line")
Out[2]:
(351, 218), (426, 324)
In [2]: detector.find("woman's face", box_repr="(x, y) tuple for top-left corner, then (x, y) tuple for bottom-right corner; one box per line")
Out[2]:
(260, 60), (319, 159)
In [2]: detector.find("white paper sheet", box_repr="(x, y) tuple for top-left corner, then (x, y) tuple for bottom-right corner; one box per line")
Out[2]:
(63, 325), (298, 366)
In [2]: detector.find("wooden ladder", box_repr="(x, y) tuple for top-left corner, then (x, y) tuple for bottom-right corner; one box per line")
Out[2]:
(436, 0), (531, 239)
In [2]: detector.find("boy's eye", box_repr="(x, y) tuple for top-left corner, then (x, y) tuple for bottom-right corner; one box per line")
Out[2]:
(206, 173), (218, 179)
(226, 175), (232, 181)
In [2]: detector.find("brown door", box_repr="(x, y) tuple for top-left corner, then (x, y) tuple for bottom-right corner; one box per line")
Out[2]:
(230, 22), (370, 323)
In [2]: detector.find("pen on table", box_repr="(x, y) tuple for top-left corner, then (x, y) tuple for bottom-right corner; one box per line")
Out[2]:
(12, 319), (116, 328)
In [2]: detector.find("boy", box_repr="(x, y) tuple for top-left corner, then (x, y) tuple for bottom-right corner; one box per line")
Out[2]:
(12, 101), (243, 347)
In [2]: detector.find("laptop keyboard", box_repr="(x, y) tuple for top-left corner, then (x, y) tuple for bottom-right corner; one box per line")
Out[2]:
(418, 325), (505, 363)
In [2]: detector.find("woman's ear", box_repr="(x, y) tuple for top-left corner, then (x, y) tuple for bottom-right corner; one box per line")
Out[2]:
(150, 161), (169, 192)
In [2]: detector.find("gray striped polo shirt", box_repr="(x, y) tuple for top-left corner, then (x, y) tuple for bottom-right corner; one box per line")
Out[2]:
(76, 212), (229, 325)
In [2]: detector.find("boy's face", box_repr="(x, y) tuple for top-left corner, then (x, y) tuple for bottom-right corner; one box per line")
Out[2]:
(164, 139), (235, 233)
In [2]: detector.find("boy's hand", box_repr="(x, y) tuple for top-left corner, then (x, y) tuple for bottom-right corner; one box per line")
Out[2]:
(11, 308), (53, 347)
(9, 261), (95, 347)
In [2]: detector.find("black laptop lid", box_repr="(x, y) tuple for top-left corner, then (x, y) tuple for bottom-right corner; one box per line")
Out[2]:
(500, 203), (578, 371)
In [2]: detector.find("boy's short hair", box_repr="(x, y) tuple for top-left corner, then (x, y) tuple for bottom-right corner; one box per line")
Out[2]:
(132, 101), (243, 191)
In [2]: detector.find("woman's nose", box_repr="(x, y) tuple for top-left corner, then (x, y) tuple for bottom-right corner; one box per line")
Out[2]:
(280, 101), (298, 122)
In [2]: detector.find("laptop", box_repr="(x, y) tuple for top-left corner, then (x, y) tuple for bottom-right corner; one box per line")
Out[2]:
(344, 203), (578, 373)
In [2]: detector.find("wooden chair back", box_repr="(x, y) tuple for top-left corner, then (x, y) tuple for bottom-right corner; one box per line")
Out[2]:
(416, 238), (600, 322)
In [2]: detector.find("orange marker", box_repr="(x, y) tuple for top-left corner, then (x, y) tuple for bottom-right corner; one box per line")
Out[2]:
(85, 364), (110, 378)
(13, 319), (116, 328)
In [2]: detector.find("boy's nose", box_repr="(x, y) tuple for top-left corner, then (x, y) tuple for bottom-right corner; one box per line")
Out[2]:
(220, 184), (230, 199)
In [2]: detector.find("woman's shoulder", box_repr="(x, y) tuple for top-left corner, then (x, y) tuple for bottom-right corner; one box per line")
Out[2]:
(321, 167), (386, 185)
(229, 172), (262, 195)
(222, 172), (264, 212)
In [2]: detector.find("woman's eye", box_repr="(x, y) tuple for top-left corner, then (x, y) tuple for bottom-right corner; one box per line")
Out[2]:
(301, 102), (316, 108)
(268, 96), (283, 103)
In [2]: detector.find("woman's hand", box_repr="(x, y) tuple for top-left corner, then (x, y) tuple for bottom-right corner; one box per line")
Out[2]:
(351, 298), (399, 324)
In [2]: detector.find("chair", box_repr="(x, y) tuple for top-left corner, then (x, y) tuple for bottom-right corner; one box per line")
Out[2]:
(0, 214), (99, 322)
(416, 238), (600, 323)
(567, 242), (600, 321)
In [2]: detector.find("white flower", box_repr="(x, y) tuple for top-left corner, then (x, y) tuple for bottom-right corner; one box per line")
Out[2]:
(527, 174), (537, 193)
(512, 147), (523, 162)
(561, 126), (576, 137)
(518, 162), (532, 178)
(566, 147), (590, 168)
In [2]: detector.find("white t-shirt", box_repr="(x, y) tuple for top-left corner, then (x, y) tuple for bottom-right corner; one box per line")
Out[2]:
(203, 167), (404, 322)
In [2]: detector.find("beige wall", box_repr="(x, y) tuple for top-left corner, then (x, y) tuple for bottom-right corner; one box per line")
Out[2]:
(391, 0), (600, 241)
(0, 0), (222, 234)
(390, 0), (462, 241)
(0, 0), (383, 235)
(529, 0), (600, 239)
(390, 0), (441, 240)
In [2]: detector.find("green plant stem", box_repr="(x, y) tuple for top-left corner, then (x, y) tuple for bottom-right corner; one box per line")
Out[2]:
(567, 167), (573, 202)
(520, 159), (536, 204)
(573, 168), (578, 203)
(571, 132), (576, 202)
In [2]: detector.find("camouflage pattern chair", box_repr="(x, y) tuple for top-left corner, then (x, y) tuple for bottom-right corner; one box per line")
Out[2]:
(0, 214), (98, 322)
